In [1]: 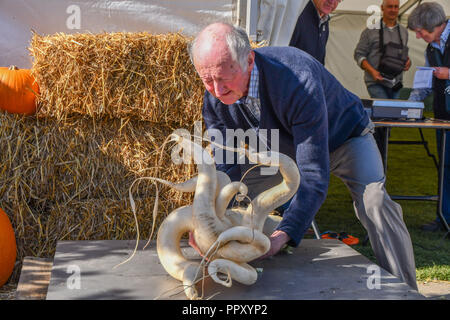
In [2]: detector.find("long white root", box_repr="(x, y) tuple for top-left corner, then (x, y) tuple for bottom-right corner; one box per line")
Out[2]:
(151, 133), (301, 299)
(216, 226), (270, 263)
(156, 206), (202, 299)
(208, 260), (258, 287)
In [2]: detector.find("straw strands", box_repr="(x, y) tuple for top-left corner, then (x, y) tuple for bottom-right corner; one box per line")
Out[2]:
(0, 112), (197, 260)
(30, 32), (204, 124)
(1, 31), (207, 265)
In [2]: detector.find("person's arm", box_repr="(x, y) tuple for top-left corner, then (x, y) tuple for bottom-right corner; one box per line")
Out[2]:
(433, 66), (450, 80)
(275, 73), (330, 248)
(404, 57), (411, 71)
(361, 59), (384, 82)
(354, 29), (383, 82)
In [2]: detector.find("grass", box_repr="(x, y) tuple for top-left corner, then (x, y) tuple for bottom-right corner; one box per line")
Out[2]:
(313, 112), (450, 281)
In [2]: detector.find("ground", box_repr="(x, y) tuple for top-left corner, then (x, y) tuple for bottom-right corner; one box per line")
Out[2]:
(415, 280), (450, 300)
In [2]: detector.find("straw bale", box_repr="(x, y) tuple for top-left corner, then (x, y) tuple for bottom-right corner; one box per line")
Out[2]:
(9, 197), (169, 260)
(29, 32), (204, 124)
(5, 31), (265, 264)
(0, 112), (195, 203)
(0, 112), (198, 259)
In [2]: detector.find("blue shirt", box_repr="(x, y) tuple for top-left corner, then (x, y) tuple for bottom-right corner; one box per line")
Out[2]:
(237, 63), (261, 125)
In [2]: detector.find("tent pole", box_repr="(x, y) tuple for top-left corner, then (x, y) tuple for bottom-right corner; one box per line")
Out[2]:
(246, 0), (258, 41)
(398, 0), (420, 18)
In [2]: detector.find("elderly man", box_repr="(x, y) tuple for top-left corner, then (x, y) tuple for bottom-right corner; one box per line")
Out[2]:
(289, 0), (342, 64)
(189, 22), (417, 289)
(408, 2), (450, 232)
(354, 0), (411, 163)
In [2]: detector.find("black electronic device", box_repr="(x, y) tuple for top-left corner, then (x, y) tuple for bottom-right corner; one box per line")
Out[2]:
(361, 98), (424, 120)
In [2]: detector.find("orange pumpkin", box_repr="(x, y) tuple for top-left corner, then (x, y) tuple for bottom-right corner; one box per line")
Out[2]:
(0, 65), (39, 115)
(0, 208), (17, 287)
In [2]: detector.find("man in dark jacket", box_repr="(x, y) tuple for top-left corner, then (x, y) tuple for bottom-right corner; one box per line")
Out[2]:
(189, 22), (417, 289)
(289, 0), (342, 64)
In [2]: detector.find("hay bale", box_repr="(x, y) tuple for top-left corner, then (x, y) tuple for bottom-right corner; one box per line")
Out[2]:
(0, 112), (197, 259)
(30, 32), (204, 124)
(0, 112), (197, 202)
(11, 197), (168, 260)
(3, 31), (221, 263)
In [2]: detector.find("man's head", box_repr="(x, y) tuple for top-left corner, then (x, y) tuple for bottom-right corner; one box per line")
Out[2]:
(381, 0), (400, 23)
(407, 2), (447, 44)
(312, 0), (342, 18)
(189, 22), (255, 105)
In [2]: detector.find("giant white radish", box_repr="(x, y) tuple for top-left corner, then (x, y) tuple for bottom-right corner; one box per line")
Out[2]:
(140, 133), (300, 299)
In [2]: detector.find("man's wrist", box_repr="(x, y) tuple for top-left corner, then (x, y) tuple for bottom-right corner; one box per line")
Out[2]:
(272, 229), (290, 243)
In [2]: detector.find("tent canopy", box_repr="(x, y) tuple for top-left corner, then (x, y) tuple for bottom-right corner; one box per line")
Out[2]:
(1, 0), (450, 98)
(335, 0), (450, 15)
(324, 0), (450, 97)
(0, 0), (234, 68)
(252, 0), (450, 97)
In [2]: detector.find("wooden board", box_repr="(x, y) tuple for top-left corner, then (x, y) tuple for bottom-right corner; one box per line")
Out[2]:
(15, 257), (53, 300)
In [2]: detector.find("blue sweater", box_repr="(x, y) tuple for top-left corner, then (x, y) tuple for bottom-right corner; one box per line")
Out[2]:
(289, 0), (329, 65)
(202, 46), (369, 246)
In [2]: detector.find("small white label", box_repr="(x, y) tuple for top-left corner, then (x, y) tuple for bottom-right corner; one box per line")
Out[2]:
(366, 265), (381, 290)
(66, 265), (81, 289)
(66, 5), (81, 30)
(407, 109), (421, 118)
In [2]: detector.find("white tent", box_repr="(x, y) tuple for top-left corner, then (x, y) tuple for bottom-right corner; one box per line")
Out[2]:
(326, 0), (450, 98)
(0, 0), (307, 69)
(0, 0), (235, 68)
(1, 0), (450, 98)
(248, 0), (450, 97)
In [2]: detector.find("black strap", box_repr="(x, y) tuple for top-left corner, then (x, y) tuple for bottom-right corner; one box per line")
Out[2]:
(379, 19), (403, 52)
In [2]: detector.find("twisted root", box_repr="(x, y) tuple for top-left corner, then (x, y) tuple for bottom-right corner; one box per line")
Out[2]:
(154, 134), (300, 299)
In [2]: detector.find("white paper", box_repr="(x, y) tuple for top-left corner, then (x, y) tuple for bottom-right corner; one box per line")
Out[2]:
(413, 67), (434, 89)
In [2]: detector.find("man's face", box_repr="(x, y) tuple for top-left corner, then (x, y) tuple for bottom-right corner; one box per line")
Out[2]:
(381, 0), (400, 21)
(313, 0), (341, 17)
(194, 49), (254, 105)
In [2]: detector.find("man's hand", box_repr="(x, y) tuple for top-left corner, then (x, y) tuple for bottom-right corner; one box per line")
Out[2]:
(370, 69), (384, 82)
(433, 67), (450, 80)
(361, 59), (384, 82)
(256, 230), (291, 260)
(404, 57), (411, 71)
(188, 231), (207, 259)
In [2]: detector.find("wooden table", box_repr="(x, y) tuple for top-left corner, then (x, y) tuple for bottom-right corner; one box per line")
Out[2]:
(45, 240), (423, 300)
(373, 118), (450, 232)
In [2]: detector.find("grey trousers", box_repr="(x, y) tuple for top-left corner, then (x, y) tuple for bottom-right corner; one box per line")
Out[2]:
(240, 131), (418, 290)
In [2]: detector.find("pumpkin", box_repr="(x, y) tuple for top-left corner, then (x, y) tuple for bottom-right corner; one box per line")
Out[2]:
(0, 208), (17, 287)
(0, 65), (39, 115)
